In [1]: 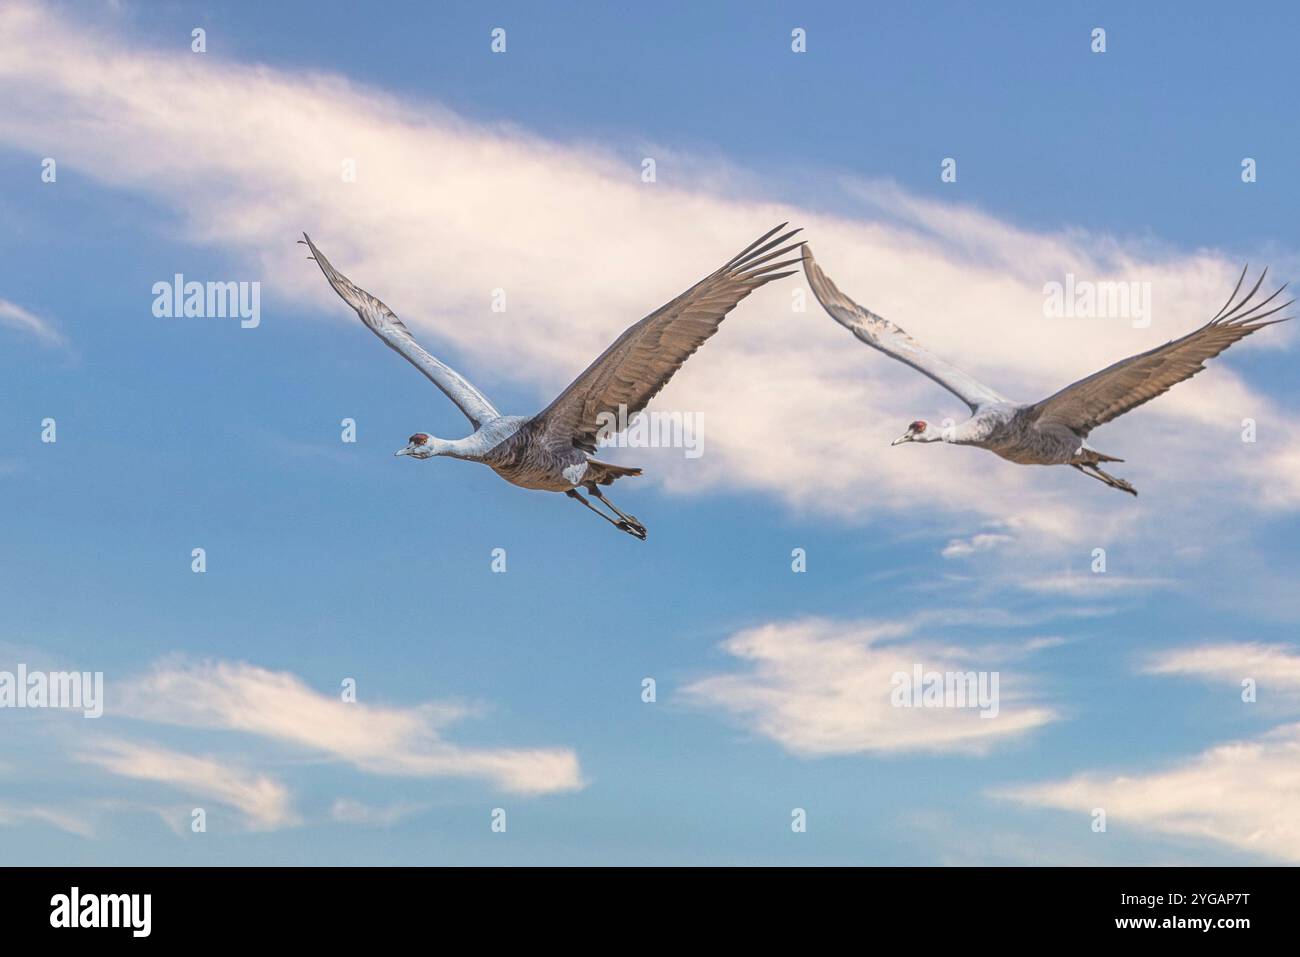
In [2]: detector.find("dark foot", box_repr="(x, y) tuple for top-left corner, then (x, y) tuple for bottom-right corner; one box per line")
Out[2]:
(616, 518), (647, 540)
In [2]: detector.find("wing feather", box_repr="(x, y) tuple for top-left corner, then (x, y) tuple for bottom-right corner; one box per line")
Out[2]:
(801, 246), (1008, 413)
(301, 234), (500, 429)
(532, 224), (803, 452)
(1027, 267), (1292, 437)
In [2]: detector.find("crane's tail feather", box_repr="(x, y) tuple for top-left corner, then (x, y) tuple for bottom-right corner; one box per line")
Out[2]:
(585, 459), (643, 486)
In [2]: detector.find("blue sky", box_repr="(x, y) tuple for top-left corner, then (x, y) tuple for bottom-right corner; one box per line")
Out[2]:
(1, 0), (1299, 864)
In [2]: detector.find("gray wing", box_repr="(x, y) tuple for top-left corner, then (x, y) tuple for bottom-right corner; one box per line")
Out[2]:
(531, 224), (804, 453)
(301, 233), (500, 429)
(1026, 267), (1292, 438)
(802, 246), (1008, 413)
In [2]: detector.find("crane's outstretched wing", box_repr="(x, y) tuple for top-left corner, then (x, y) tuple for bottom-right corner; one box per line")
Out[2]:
(802, 246), (1008, 413)
(531, 224), (804, 453)
(301, 234), (500, 429)
(1026, 267), (1292, 437)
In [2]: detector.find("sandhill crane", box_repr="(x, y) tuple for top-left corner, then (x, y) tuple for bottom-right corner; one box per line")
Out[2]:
(803, 247), (1291, 495)
(301, 225), (803, 538)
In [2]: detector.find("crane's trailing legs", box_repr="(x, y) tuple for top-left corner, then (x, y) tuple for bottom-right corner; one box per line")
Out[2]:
(1071, 463), (1137, 496)
(566, 488), (648, 540)
(588, 484), (647, 539)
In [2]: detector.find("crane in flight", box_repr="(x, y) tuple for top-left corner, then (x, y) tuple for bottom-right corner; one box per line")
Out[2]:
(802, 247), (1291, 495)
(301, 224), (803, 538)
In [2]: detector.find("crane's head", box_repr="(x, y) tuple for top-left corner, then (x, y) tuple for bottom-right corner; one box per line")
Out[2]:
(891, 420), (929, 446)
(395, 432), (440, 459)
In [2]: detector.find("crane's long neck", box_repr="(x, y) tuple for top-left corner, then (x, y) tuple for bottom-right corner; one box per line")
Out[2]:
(426, 434), (489, 460)
(917, 418), (984, 445)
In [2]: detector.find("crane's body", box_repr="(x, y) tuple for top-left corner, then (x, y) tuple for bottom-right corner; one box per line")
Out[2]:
(420, 414), (638, 492)
(804, 246), (1291, 496)
(919, 403), (1118, 468)
(302, 224), (803, 537)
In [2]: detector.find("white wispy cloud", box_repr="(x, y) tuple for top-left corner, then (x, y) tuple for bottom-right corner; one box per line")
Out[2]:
(1015, 573), (1175, 596)
(330, 797), (427, 827)
(0, 297), (64, 346)
(941, 531), (1016, 559)
(999, 642), (1300, 862)
(684, 617), (1057, 756)
(75, 738), (298, 831)
(119, 659), (583, 795)
(0, 1), (1295, 555)
(0, 654), (581, 837)
(0, 800), (94, 837)
(996, 722), (1300, 863)
(1144, 642), (1300, 696)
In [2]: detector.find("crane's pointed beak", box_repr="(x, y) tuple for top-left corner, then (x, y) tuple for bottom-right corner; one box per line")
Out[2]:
(395, 445), (414, 457)
(891, 432), (913, 446)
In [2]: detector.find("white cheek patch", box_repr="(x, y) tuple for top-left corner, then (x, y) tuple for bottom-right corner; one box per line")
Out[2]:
(562, 462), (588, 486)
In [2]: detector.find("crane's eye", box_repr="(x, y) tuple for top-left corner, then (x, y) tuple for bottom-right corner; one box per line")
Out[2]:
(408, 434), (428, 446)
(909, 420), (927, 433)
